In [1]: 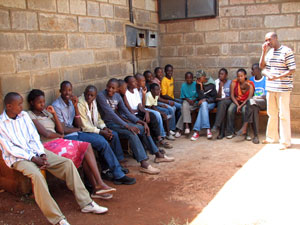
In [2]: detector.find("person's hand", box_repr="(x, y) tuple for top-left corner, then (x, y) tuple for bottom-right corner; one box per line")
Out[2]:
(143, 122), (150, 136)
(264, 71), (275, 80)
(168, 101), (174, 106)
(126, 125), (140, 134)
(161, 104), (168, 108)
(144, 111), (150, 123)
(219, 81), (224, 88)
(32, 155), (49, 169)
(161, 112), (167, 120)
(46, 105), (56, 115)
(262, 42), (269, 53)
(142, 86), (147, 95)
(187, 99), (194, 106)
(71, 95), (78, 107)
(237, 105), (242, 113)
(100, 129), (113, 141)
(196, 78), (201, 85)
(198, 99), (205, 106)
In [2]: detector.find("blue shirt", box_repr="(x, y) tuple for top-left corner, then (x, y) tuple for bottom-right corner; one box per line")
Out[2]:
(180, 81), (197, 100)
(249, 76), (267, 97)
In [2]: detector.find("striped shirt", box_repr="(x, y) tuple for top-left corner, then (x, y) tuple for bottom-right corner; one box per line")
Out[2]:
(265, 45), (296, 92)
(0, 111), (45, 167)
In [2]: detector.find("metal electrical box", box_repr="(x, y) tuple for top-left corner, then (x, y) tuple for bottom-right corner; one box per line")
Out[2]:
(137, 29), (146, 47)
(126, 25), (137, 47)
(147, 31), (158, 47)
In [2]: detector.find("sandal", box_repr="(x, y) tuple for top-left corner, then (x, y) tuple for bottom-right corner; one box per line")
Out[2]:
(95, 186), (116, 195)
(158, 140), (173, 149)
(91, 193), (113, 200)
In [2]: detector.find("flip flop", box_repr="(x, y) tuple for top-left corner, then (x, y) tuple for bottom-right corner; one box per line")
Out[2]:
(158, 140), (173, 149)
(95, 187), (116, 195)
(91, 193), (113, 200)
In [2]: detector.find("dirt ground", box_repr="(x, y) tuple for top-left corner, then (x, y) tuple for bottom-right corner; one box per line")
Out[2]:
(0, 132), (293, 225)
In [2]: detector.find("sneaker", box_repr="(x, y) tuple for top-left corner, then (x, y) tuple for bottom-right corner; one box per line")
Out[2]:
(166, 134), (175, 140)
(81, 201), (108, 214)
(175, 131), (181, 138)
(139, 165), (160, 174)
(121, 166), (129, 174)
(101, 169), (114, 181)
(252, 136), (259, 144)
(184, 128), (190, 134)
(169, 130), (175, 136)
(245, 135), (252, 141)
(58, 219), (70, 225)
(113, 176), (136, 185)
(154, 155), (175, 163)
(91, 193), (113, 200)
(207, 129), (212, 139)
(190, 132), (200, 141)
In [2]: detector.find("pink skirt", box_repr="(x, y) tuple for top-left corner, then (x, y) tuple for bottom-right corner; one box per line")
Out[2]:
(43, 138), (89, 168)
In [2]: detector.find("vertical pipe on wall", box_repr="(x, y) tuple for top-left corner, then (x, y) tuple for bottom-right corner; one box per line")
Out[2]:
(129, 0), (135, 75)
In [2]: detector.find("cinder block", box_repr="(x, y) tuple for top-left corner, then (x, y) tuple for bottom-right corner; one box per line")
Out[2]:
(0, 33), (26, 51)
(137, 60), (152, 72)
(230, 0), (254, 4)
(121, 49), (132, 60)
(134, 9), (150, 23)
(100, 3), (113, 18)
(1, 73), (31, 94)
(282, 2), (300, 13)
(186, 57), (218, 69)
(115, 35), (124, 47)
(150, 12), (158, 23)
(17, 53), (49, 72)
(206, 31), (239, 43)
(114, 5), (128, 19)
(167, 21), (194, 33)
(28, 0), (56, 12)
(159, 24), (166, 33)
(230, 17), (263, 29)
(95, 50), (120, 63)
(108, 0), (126, 6)
(106, 20), (123, 33)
(0, 0), (26, 9)
(196, 45), (220, 56)
(160, 57), (186, 69)
(50, 50), (94, 68)
(240, 30), (270, 43)
(219, 0), (229, 6)
(68, 34), (86, 49)
(145, 0), (156, 11)
(57, 0), (69, 13)
(141, 48), (157, 59)
(87, 1), (99, 16)
(79, 17), (105, 32)
(108, 63), (122, 76)
(12, 11), (38, 31)
(32, 70), (60, 89)
(178, 46), (194, 57)
(184, 33), (204, 45)
(264, 15), (295, 28)
(28, 33), (66, 50)
(39, 13), (77, 32)
(0, 9), (10, 30)
(132, 0), (145, 9)
(0, 54), (15, 74)
(218, 56), (248, 68)
(82, 65), (107, 80)
(70, 0), (86, 15)
(219, 6), (245, 17)
(277, 28), (300, 41)
(60, 68), (82, 83)
(160, 34), (183, 46)
(220, 18), (229, 30)
(160, 47), (177, 57)
(86, 34), (115, 48)
(195, 19), (219, 32)
(246, 4), (279, 15)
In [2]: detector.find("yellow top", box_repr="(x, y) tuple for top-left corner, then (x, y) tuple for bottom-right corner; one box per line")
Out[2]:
(161, 77), (174, 99)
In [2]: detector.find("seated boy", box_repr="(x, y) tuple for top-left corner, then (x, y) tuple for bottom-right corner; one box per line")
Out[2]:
(52, 81), (135, 185)
(0, 92), (107, 225)
(97, 78), (174, 175)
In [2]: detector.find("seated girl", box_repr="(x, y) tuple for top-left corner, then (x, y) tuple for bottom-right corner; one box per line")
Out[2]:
(226, 68), (254, 139)
(27, 89), (115, 199)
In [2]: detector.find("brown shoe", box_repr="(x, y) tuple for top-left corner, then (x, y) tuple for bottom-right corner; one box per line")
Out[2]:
(139, 165), (160, 174)
(154, 155), (175, 163)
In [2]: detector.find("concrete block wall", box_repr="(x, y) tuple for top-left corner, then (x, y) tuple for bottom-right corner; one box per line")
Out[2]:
(0, 0), (158, 111)
(159, 0), (300, 132)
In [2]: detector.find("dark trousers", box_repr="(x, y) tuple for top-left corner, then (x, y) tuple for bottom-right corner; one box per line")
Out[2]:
(214, 99), (232, 129)
(137, 110), (160, 138)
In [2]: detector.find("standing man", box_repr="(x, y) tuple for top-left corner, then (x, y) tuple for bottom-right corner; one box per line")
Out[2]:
(259, 32), (296, 150)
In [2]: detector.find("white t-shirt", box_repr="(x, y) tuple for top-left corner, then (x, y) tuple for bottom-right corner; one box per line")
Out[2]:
(146, 92), (158, 106)
(125, 88), (141, 113)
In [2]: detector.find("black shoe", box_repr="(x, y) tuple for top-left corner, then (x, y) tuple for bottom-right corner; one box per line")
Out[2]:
(252, 136), (259, 144)
(121, 166), (129, 174)
(217, 134), (224, 140)
(101, 169), (114, 181)
(113, 176), (136, 185)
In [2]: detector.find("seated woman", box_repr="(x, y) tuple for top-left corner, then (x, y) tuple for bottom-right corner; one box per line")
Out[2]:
(226, 68), (254, 139)
(190, 70), (217, 141)
(27, 89), (115, 199)
(236, 63), (267, 144)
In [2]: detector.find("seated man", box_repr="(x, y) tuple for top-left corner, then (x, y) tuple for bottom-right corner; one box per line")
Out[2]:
(0, 92), (107, 225)
(97, 78), (174, 175)
(52, 81), (135, 185)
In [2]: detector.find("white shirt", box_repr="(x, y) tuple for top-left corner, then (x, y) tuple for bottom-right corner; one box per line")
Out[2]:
(125, 88), (142, 113)
(0, 111), (45, 167)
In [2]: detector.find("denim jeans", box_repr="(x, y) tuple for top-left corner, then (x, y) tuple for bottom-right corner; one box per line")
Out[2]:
(171, 98), (182, 121)
(106, 122), (152, 162)
(226, 103), (247, 136)
(146, 108), (166, 137)
(193, 101), (216, 131)
(65, 132), (124, 179)
(157, 103), (176, 130)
